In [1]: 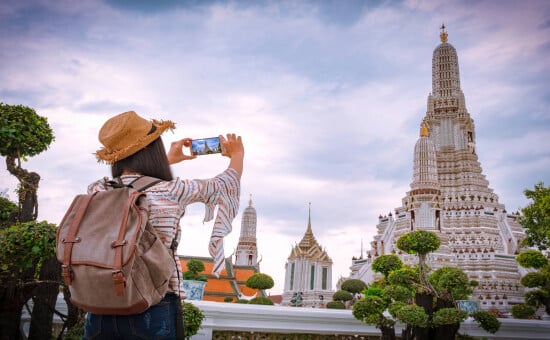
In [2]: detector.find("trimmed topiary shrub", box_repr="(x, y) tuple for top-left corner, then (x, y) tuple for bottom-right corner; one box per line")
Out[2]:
(511, 304), (536, 319)
(341, 279), (368, 295)
(183, 302), (205, 339)
(332, 290), (353, 302)
(326, 301), (346, 309)
(248, 296), (274, 305)
(472, 310), (501, 334)
(245, 273), (275, 290)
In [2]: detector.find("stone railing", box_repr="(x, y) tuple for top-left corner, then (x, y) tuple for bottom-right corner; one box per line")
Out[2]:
(190, 301), (550, 339)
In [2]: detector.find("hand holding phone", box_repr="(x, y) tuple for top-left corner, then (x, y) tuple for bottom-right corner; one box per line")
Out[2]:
(190, 137), (223, 156)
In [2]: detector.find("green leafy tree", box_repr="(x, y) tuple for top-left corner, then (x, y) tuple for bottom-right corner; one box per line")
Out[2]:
(514, 183), (550, 318)
(245, 273), (274, 290)
(518, 182), (550, 250)
(353, 231), (499, 340)
(397, 230), (440, 289)
(340, 278), (368, 305)
(515, 249), (550, 316)
(0, 103), (59, 340)
(372, 254), (403, 277)
(182, 259), (207, 281)
(245, 273), (274, 305)
(341, 278), (368, 295)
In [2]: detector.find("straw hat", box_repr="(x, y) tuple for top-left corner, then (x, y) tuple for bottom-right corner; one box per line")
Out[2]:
(95, 111), (175, 163)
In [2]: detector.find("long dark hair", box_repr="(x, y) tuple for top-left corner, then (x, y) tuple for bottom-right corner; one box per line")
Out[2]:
(111, 136), (173, 181)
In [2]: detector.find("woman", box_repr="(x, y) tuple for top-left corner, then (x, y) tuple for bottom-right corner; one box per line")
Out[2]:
(83, 111), (243, 339)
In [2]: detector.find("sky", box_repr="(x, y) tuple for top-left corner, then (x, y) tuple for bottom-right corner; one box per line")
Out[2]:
(1, 0), (549, 295)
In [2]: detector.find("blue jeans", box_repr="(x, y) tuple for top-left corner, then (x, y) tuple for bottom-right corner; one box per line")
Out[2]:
(83, 294), (180, 340)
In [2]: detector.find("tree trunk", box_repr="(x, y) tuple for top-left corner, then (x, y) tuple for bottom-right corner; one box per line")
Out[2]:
(400, 324), (414, 340)
(28, 257), (60, 340)
(380, 324), (396, 340)
(433, 322), (460, 340)
(5, 156), (59, 339)
(5, 156), (40, 223)
(0, 282), (35, 340)
(415, 292), (434, 340)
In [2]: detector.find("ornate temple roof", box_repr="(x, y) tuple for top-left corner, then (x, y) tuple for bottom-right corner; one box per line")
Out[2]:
(289, 204), (333, 263)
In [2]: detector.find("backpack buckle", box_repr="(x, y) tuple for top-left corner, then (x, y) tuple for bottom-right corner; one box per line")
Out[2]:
(62, 265), (73, 285)
(112, 270), (126, 296)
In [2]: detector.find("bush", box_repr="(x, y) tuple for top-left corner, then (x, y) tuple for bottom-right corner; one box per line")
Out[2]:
(0, 197), (18, 228)
(387, 266), (419, 286)
(245, 273), (275, 290)
(182, 259), (207, 281)
(0, 103), (55, 158)
(326, 301), (346, 309)
(520, 272), (549, 288)
(432, 308), (468, 326)
(352, 296), (388, 320)
(234, 299), (249, 304)
(249, 296), (274, 305)
(372, 254), (403, 277)
(472, 310), (501, 334)
(394, 304), (429, 328)
(332, 290), (353, 302)
(0, 221), (57, 275)
(183, 302), (205, 339)
(517, 250), (549, 269)
(341, 279), (368, 294)
(511, 304), (536, 319)
(223, 296), (233, 302)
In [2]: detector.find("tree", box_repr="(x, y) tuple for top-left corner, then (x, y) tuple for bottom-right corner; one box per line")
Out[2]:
(341, 278), (368, 296)
(340, 278), (368, 305)
(332, 290), (353, 304)
(518, 182), (550, 251)
(514, 183), (550, 318)
(372, 254), (403, 277)
(245, 273), (274, 290)
(245, 273), (274, 305)
(515, 249), (550, 316)
(397, 230), (440, 289)
(353, 231), (500, 340)
(0, 103), (59, 340)
(182, 259), (207, 281)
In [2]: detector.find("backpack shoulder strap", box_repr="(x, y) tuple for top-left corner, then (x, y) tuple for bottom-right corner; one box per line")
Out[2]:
(129, 176), (163, 192)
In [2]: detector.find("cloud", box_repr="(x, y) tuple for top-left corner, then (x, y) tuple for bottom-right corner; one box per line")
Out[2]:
(1, 0), (549, 294)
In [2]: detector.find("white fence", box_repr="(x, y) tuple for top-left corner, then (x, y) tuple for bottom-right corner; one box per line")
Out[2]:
(190, 300), (550, 340)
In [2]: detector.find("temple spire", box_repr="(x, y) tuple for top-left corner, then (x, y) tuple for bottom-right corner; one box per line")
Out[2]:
(440, 23), (448, 43)
(307, 202), (312, 231)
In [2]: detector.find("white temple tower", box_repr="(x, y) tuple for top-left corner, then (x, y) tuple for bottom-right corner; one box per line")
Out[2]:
(282, 204), (333, 308)
(234, 195), (258, 266)
(349, 26), (527, 312)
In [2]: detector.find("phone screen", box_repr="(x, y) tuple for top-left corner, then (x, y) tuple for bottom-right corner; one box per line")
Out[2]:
(190, 137), (222, 156)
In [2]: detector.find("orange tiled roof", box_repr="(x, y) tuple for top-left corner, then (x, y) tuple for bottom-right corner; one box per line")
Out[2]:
(205, 278), (234, 293)
(179, 256), (263, 302)
(234, 267), (256, 281)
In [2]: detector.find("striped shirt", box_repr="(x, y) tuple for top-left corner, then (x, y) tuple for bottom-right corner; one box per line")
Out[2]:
(87, 168), (240, 297)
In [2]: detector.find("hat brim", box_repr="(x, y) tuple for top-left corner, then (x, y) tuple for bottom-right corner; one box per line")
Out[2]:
(95, 119), (175, 164)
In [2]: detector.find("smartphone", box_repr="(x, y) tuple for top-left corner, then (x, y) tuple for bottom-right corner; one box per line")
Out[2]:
(190, 137), (222, 156)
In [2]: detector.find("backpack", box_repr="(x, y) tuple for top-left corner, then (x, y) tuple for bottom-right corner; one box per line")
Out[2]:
(56, 176), (176, 315)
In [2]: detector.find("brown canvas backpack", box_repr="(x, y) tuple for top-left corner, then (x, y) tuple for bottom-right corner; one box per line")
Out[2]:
(56, 176), (176, 315)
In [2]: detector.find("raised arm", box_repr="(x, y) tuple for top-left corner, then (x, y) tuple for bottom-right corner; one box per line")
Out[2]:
(220, 133), (244, 180)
